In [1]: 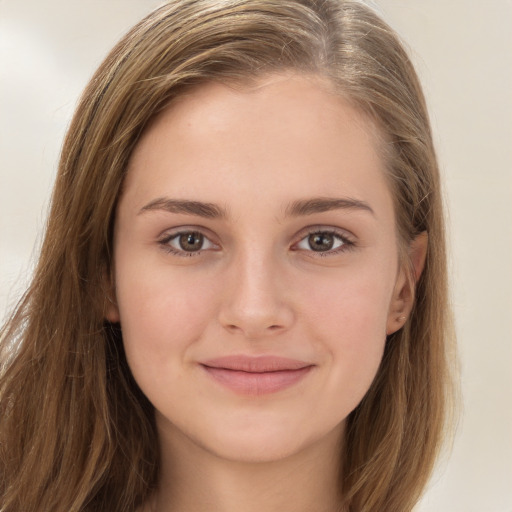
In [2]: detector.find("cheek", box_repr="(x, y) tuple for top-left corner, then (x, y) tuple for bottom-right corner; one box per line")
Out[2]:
(114, 261), (219, 369)
(297, 266), (393, 399)
(301, 265), (393, 340)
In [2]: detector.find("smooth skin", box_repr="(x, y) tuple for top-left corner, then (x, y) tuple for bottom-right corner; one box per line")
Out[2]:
(107, 73), (427, 512)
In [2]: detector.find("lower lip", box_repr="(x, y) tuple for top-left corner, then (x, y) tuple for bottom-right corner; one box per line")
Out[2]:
(201, 366), (313, 395)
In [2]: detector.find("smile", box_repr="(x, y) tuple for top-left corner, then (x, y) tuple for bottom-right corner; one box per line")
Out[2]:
(200, 356), (314, 396)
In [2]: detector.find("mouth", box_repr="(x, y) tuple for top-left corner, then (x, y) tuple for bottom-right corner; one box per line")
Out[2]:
(200, 355), (314, 396)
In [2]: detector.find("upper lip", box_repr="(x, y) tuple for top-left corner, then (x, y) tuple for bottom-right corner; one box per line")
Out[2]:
(201, 355), (313, 373)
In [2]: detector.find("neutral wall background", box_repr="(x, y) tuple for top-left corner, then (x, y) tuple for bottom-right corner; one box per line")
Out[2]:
(1, 1), (511, 511)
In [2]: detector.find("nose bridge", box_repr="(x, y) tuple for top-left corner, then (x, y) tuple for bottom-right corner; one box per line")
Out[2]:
(219, 243), (293, 338)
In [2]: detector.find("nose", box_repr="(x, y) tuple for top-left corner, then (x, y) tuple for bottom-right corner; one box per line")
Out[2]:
(218, 249), (295, 340)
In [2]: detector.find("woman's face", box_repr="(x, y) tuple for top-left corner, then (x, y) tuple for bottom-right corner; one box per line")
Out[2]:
(109, 74), (411, 463)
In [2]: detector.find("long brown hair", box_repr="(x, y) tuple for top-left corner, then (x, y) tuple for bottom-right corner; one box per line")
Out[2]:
(0, 1), (455, 510)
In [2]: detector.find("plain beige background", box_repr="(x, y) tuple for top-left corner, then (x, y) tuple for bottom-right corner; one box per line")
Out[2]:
(1, 1), (511, 510)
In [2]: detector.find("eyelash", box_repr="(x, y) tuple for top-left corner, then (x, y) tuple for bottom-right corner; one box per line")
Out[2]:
(157, 227), (355, 258)
(158, 230), (218, 257)
(292, 229), (355, 257)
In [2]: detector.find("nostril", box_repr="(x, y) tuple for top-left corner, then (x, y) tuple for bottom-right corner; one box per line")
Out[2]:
(224, 323), (283, 335)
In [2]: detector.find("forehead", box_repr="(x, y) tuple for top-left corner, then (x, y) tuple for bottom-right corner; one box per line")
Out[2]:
(123, 73), (393, 221)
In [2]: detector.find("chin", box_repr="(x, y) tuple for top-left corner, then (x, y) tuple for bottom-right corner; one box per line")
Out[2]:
(206, 433), (310, 464)
(192, 413), (344, 464)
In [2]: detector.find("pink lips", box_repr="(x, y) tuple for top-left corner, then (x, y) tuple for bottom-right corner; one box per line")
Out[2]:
(200, 356), (314, 396)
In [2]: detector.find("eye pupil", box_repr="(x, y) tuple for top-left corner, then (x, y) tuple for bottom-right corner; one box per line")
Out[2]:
(179, 232), (203, 251)
(308, 233), (334, 251)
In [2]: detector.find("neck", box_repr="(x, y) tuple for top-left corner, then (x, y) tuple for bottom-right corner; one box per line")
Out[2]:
(148, 420), (345, 512)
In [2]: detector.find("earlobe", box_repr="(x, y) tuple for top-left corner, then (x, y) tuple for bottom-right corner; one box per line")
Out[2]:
(102, 268), (120, 323)
(105, 298), (120, 324)
(386, 231), (428, 335)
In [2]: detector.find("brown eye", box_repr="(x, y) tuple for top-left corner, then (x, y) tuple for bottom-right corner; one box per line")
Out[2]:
(293, 230), (350, 255)
(308, 233), (335, 252)
(178, 232), (204, 252)
(161, 230), (218, 256)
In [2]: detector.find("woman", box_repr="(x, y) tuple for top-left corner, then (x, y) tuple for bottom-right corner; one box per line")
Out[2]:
(0, 1), (454, 511)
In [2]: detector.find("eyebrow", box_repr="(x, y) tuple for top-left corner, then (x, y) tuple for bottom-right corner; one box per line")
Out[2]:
(139, 198), (228, 219)
(284, 197), (374, 217)
(138, 196), (374, 219)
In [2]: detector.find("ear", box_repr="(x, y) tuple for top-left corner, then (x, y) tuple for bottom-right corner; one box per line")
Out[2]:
(102, 267), (120, 323)
(386, 231), (428, 335)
